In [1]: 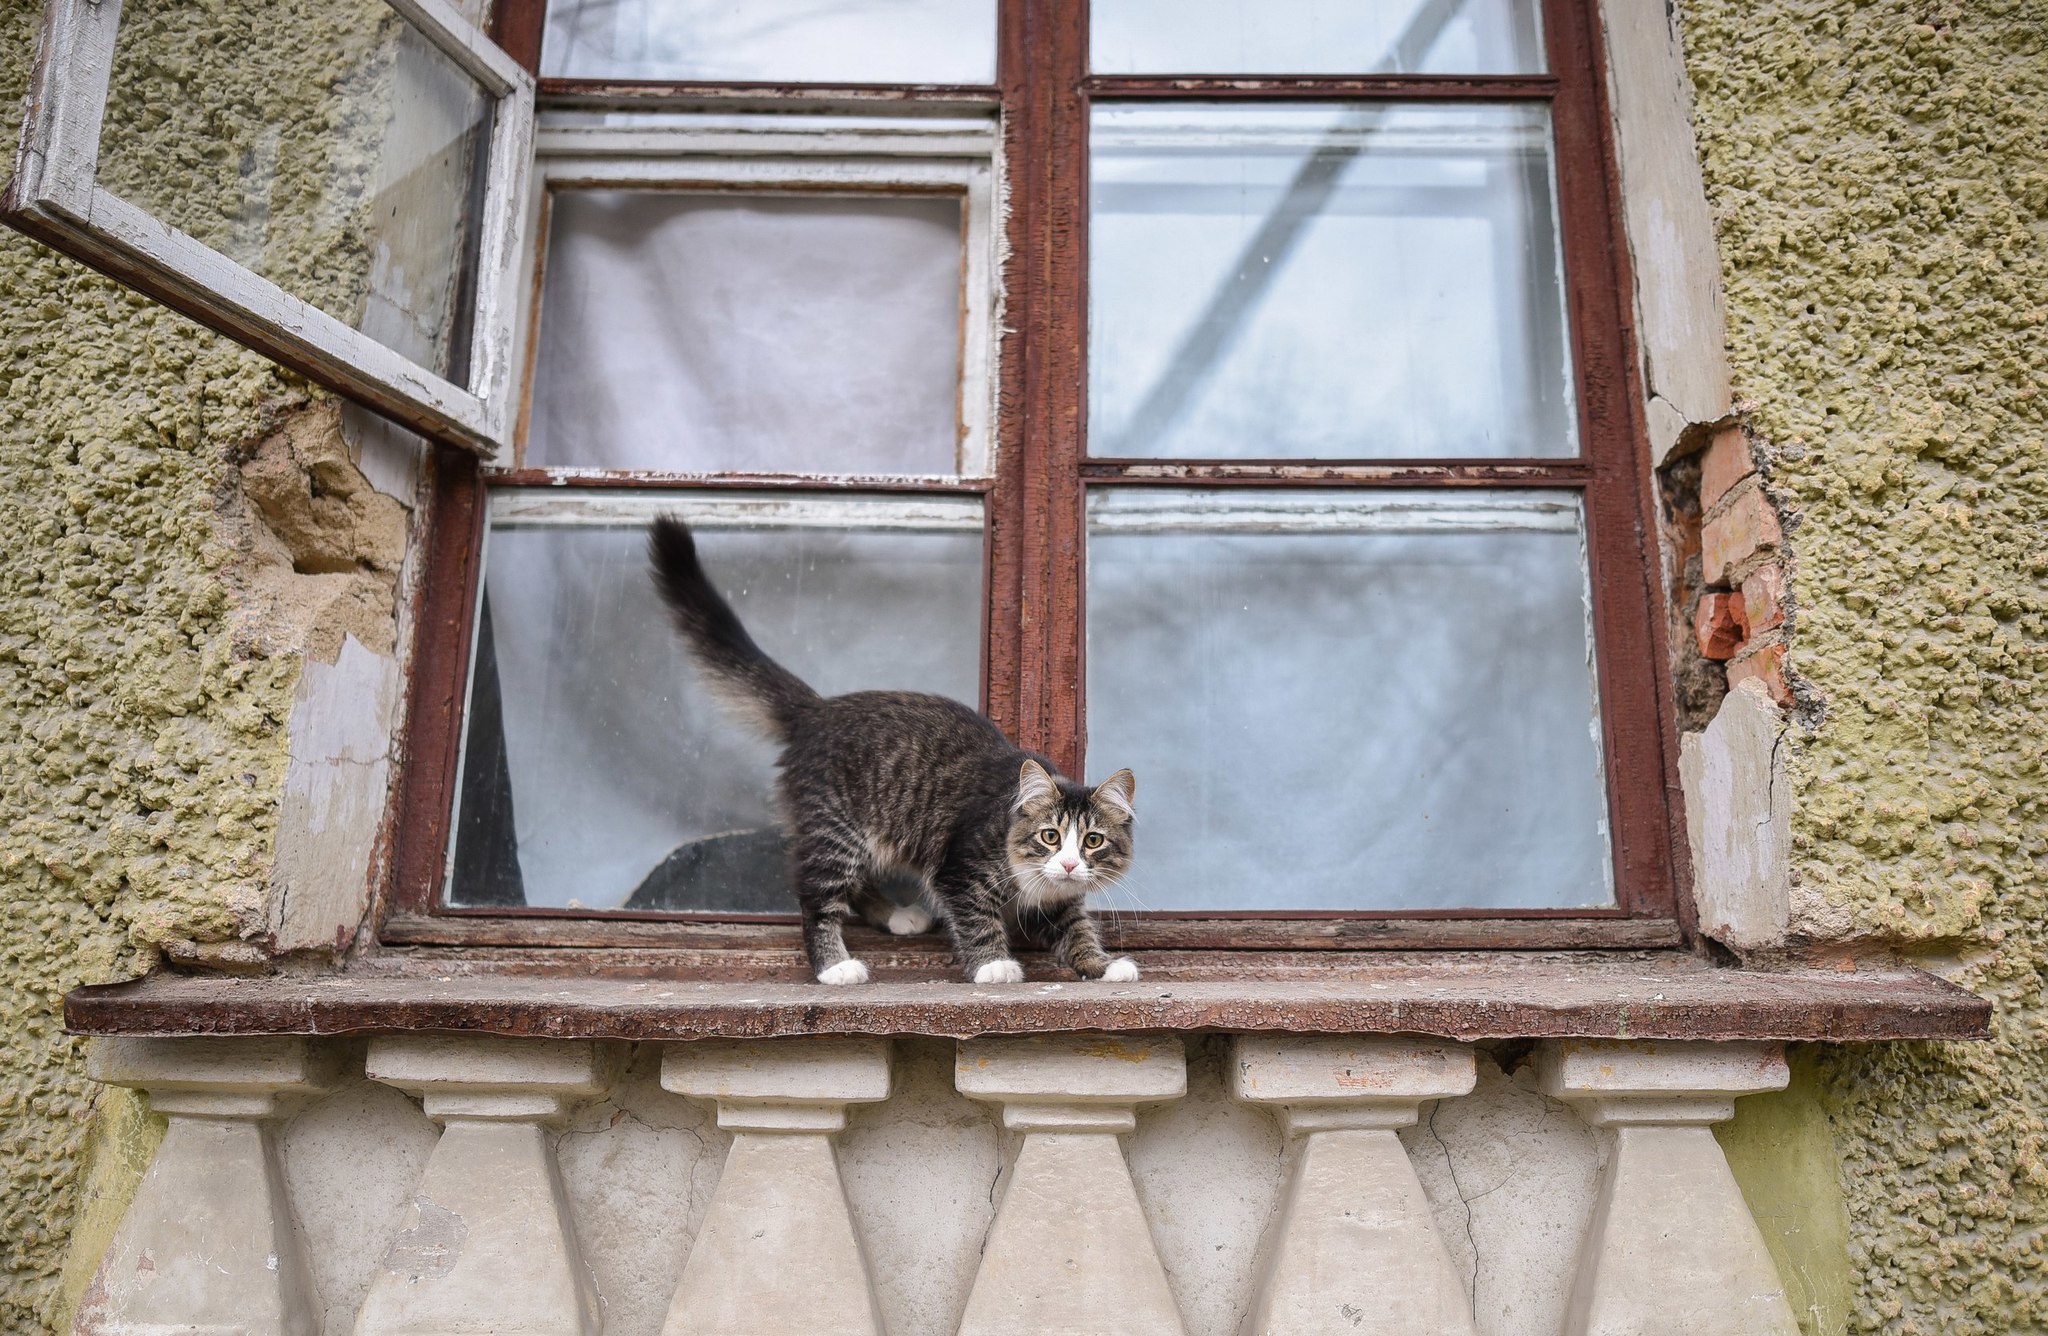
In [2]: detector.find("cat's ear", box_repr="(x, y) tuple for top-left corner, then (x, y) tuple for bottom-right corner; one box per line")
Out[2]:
(1093, 768), (1136, 822)
(1016, 759), (1059, 810)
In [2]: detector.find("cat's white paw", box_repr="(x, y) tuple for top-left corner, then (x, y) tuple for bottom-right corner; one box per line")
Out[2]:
(974, 959), (1026, 984)
(1101, 957), (1140, 983)
(885, 904), (934, 936)
(816, 959), (871, 986)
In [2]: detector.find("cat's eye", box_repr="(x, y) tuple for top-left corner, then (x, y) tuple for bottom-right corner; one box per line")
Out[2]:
(1037, 827), (1062, 847)
(1083, 832), (1106, 850)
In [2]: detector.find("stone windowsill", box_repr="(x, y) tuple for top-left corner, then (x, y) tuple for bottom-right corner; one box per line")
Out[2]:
(64, 950), (1990, 1044)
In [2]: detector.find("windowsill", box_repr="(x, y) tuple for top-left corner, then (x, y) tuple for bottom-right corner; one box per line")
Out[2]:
(65, 950), (1990, 1044)
(381, 911), (1686, 952)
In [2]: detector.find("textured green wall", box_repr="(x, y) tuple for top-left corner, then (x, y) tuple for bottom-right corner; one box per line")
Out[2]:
(1681, 1), (2048, 1330)
(0, 0), (403, 1324)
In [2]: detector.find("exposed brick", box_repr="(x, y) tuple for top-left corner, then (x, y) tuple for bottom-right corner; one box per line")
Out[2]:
(1701, 479), (1783, 585)
(1694, 592), (1749, 660)
(1741, 562), (1787, 635)
(1727, 642), (1791, 707)
(1699, 425), (1755, 513)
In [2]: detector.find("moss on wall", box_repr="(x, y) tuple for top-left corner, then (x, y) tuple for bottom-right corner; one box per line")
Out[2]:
(1679, 1), (2048, 1329)
(49, 1090), (163, 1335)
(1719, 1049), (1854, 1335)
(0, 0), (405, 1322)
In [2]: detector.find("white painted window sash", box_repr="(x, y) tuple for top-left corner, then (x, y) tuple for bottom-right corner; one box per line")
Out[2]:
(1, 0), (535, 460)
(488, 487), (987, 533)
(1086, 488), (1585, 535)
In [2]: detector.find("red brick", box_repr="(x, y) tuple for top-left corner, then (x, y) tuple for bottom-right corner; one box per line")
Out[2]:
(1694, 592), (1749, 661)
(1727, 642), (1791, 706)
(1699, 425), (1755, 513)
(1701, 480), (1783, 585)
(1741, 562), (1787, 635)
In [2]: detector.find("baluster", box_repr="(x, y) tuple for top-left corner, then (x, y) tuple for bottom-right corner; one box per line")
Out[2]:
(74, 1037), (335, 1336)
(954, 1034), (1188, 1336)
(1232, 1035), (1479, 1336)
(659, 1038), (893, 1336)
(354, 1037), (603, 1336)
(1540, 1039), (1799, 1336)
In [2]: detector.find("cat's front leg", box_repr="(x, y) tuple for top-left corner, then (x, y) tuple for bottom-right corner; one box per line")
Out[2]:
(940, 874), (1024, 983)
(1038, 897), (1139, 982)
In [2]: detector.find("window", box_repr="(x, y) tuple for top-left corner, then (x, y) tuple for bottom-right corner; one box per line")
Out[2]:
(396, 0), (1681, 953)
(8, 0), (1685, 956)
(2, 0), (534, 454)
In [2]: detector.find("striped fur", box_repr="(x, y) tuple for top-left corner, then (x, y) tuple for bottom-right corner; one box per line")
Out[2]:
(649, 517), (1137, 983)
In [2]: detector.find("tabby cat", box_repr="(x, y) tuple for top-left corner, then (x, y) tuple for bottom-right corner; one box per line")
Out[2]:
(649, 516), (1139, 985)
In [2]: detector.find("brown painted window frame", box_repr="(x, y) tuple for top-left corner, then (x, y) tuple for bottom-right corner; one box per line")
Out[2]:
(377, 0), (1690, 957)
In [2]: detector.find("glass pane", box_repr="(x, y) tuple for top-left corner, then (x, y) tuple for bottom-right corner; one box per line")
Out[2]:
(1089, 104), (1575, 459)
(97, 0), (494, 383)
(1093, 0), (1544, 75)
(526, 191), (965, 474)
(446, 492), (984, 911)
(542, 0), (998, 84)
(1085, 488), (1611, 910)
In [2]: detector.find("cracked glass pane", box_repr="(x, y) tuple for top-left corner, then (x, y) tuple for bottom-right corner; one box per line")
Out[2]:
(1089, 103), (1576, 460)
(1085, 488), (1612, 911)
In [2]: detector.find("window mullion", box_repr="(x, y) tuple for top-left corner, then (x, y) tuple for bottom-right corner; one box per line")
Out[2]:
(992, 0), (1089, 773)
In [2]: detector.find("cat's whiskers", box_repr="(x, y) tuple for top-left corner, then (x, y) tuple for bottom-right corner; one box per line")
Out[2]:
(1100, 867), (1160, 914)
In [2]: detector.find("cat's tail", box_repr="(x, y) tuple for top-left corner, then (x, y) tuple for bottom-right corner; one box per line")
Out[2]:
(648, 515), (820, 744)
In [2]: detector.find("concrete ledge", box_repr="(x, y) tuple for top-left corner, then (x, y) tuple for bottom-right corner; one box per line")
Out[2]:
(65, 953), (1990, 1043)
(957, 1034), (1186, 1103)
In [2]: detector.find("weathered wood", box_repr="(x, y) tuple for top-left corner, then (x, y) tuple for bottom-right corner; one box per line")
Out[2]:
(536, 80), (1001, 114)
(1081, 459), (1596, 486)
(65, 954), (1991, 1044)
(380, 911), (1684, 953)
(1080, 74), (1560, 98)
(4, 0), (120, 219)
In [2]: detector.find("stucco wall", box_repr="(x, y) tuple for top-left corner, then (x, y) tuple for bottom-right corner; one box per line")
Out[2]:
(0, 0), (416, 1325)
(1679, 2), (2048, 1330)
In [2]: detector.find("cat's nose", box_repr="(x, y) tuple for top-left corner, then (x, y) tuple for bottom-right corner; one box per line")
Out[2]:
(1060, 857), (1079, 872)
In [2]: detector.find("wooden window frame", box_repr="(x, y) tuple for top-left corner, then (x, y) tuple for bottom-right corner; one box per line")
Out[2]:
(376, 0), (1690, 956)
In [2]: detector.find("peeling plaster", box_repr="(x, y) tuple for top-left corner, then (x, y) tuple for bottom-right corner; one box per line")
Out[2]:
(1681, 679), (1796, 950)
(1598, 0), (1735, 462)
(271, 633), (405, 955)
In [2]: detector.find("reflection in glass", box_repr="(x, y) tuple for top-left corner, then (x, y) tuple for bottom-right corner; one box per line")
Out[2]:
(1093, 0), (1544, 75)
(446, 493), (984, 911)
(1089, 104), (1575, 459)
(1085, 488), (1611, 911)
(541, 0), (997, 84)
(526, 191), (965, 475)
(98, 0), (494, 383)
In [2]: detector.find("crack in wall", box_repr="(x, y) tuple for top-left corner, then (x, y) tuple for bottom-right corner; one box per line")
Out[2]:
(1427, 1101), (1484, 1317)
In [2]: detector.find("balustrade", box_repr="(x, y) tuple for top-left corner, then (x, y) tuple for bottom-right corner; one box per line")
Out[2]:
(72, 1030), (1805, 1336)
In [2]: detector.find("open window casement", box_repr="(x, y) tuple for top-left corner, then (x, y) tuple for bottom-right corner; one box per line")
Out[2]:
(3, 0), (534, 459)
